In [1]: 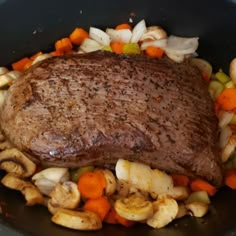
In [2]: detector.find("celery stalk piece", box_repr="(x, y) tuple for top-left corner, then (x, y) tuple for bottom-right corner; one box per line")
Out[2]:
(208, 80), (224, 100)
(123, 43), (141, 54)
(225, 80), (235, 88)
(215, 71), (231, 84)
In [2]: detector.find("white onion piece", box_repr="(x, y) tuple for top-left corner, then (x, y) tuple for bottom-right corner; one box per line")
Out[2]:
(140, 39), (167, 50)
(165, 51), (185, 63)
(219, 125), (232, 149)
(0, 67), (8, 76)
(33, 53), (52, 65)
(106, 28), (132, 43)
(130, 19), (147, 43)
(221, 135), (236, 162)
(34, 178), (56, 196)
(80, 38), (103, 53)
(218, 111), (234, 128)
(89, 27), (111, 46)
(32, 167), (69, 183)
(165, 35), (199, 55)
(0, 73), (13, 88)
(190, 58), (212, 78)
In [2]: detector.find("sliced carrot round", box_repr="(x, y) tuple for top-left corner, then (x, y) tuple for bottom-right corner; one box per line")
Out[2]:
(78, 171), (107, 199)
(84, 196), (111, 221)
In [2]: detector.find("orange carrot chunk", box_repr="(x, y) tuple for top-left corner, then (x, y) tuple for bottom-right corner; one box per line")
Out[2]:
(78, 172), (107, 199)
(145, 46), (164, 58)
(104, 207), (119, 224)
(115, 212), (136, 227)
(55, 37), (73, 53)
(69, 28), (89, 45)
(23, 60), (33, 70)
(115, 23), (132, 30)
(110, 42), (125, 54)
(84, 196), (111, 221)
(171, 174), (190, 187)
(224, 169), (236, 189)
(12, 57), (32, 71)
(217, 88), (236, 111)
(190, 178), (217, 196)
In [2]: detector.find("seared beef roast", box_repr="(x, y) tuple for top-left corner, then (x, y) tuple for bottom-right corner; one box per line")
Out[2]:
(0, 51), (222, 186)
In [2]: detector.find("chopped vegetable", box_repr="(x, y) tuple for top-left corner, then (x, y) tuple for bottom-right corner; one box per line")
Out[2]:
(110, 42), (125, 54)
(95, 169), (116, 196)
(215, 71), (231, 84)
(208, 80), (224, 101)
(171, 174), (190, 187)
(70, 166), (94, 183)
(80, 38), (103, 53)
(102, 45), (112, 52)
(0, 67), (8, 75)
(186, 191), (210, 204)
(48, 181), (80, 214)
(114, 195), (153, 221)
(84, 196), (111, 221)
(70, 28), (89, 45)
(190, 179), (217, 196)
(141, 39), (167, 51)
(219, 125), (232, 149)
(221, 135), (236, 162)
(89, 27), (111, 46)
(106, 28), (132, 43)
(224, 169), (236, 189)
(190, 58), (213, 79)
(145, 46), (164, 58)
(12, 57), (32, 71)
(52, 209), (102, 230)
(185, 202), (209, 218)
(78, 171), (107, 199)
(147, 197), (178, 229)
(115, 212), (136, 227)
(115, 23), (132, 30)
(55, 37), (73, 53)
(130, 19), (147, 43)
(165, 35), (199, 55)
(218, 110), (234, 128)
(122, 43), (140, 54)
(140, 26), (167, 41)
(225, 81), (235, 88)
(104, 207), (119, 224)
(217, 88), (236, 110)
(224, 153), (236, 169)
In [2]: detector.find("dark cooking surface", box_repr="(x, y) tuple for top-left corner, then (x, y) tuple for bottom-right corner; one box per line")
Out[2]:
(0, 0), (236, 236)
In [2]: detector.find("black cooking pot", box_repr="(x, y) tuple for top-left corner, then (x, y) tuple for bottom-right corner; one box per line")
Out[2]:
(0, 0), (236, 235)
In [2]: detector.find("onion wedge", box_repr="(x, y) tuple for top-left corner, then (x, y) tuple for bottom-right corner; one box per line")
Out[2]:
(89, 27), (111, 46)
(130, 19), (147, 43)
(106, 28), (132, 43)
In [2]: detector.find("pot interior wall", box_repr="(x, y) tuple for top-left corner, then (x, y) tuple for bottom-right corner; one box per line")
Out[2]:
(0, 0), (236, 70)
